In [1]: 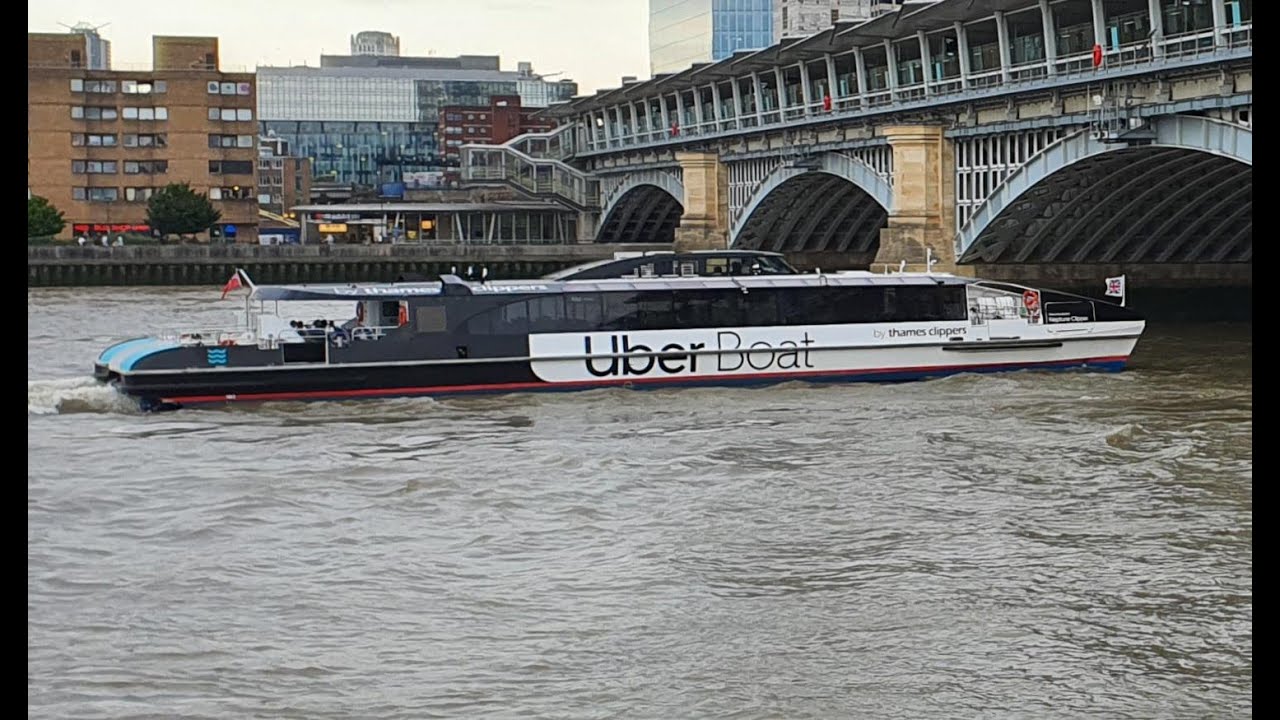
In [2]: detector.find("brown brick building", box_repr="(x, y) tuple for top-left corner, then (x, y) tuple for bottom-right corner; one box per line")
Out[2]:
(28, 34), (259, 242)
(257, 135), (312, 220)
(439, 95), (557, 182)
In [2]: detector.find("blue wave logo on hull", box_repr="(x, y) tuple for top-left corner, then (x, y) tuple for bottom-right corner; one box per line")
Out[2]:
(206, 348), (228, 366)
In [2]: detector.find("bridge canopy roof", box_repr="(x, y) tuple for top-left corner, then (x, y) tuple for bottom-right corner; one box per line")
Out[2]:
(547, 0), (1045, 118)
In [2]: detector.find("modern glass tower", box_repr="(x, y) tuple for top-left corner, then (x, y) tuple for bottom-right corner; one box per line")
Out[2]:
(650, 0), (774, 77)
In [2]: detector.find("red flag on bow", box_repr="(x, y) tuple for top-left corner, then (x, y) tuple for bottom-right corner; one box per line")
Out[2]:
(220, 270), (243, 300)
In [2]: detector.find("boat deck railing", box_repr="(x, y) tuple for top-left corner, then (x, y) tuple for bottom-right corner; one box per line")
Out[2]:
(162, 327), (254, 345)
(158, 317), (408, 357)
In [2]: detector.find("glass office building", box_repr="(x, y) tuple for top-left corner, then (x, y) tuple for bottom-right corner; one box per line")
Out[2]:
(257, 63), (576, 187)
(650, 0), (774, 77)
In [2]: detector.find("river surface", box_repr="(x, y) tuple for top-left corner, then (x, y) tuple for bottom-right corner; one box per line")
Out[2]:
(28, 287), (1252, 719)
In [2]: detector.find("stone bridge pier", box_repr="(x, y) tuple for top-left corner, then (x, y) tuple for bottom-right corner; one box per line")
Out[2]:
(877, 126), (956, 273)
(669, 126), (957, 273)
(670, 152), (729, 252)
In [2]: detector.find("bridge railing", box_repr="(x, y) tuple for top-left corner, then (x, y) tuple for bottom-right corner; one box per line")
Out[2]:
(460, 143), (600, 209)
(501, 124), (577, 160)
(580, 27), (1251, 154)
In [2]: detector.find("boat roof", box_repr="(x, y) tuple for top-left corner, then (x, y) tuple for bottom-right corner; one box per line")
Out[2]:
(251, 271), (972, 302)
(543, 249), (789, 280)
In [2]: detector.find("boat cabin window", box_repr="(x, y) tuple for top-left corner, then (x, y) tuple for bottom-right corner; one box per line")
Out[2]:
(459, 284), (967, 335)
(378, 301), (400, 326)
(632, 259), (673, 278)
(704, 256), (792, 276)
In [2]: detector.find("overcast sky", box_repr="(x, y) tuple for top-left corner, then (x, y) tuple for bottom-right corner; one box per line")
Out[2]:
(28, 0), (649, 94)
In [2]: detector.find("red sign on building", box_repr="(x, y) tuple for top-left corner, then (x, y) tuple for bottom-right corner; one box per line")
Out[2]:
(72, 223), (152, 234)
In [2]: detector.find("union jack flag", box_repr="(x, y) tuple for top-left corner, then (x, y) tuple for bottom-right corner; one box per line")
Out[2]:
(1105, 275), (1126, 298)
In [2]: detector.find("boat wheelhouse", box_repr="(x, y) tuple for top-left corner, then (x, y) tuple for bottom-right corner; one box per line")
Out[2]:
(93, 250), (1146, 410)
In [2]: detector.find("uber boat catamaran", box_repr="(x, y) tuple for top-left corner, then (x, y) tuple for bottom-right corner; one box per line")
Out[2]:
(93, 250), (1145, 411)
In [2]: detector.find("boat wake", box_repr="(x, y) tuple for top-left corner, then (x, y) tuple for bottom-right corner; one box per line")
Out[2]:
(28, 377), (139, 416)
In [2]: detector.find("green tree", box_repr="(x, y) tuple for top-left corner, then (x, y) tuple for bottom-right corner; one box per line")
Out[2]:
(27, 195), (66, 239)
(146, 182), (221, 238)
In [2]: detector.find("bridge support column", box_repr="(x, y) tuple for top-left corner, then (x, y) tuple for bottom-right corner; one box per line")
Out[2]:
(673, 152), (728, 251)
(877, 125), (957, 272)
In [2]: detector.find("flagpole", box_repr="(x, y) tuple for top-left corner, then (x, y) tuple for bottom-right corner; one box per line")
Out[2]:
(1121, 274), (1126, 307)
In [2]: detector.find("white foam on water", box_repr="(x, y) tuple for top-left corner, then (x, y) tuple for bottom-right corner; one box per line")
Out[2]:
(27, 377), (139, 416)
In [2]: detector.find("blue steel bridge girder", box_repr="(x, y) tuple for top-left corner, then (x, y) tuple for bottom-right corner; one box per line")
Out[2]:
(732, 172), (888, 255)
(787, 180), (865, 253)
(1096, 161), (1248, 263)
(771, 176), (852, 252)
(1018, 150), (1192, 263)
(956, 116), (1253, 264)
(650, 198), (684, 245)
(1059, 153), (1235, 263)
(1220, 221), (1253, 263)
(1116, 163), (1248, 263)
(837, 196), (888, 254)
(597, 184), (683, 244)
(813, 189), (879, 253)
(609, 187), (652, 244)
(729, 152), (894, 246)
(1161, 181), (1254, 263)
(1208, 204), (1256, 262)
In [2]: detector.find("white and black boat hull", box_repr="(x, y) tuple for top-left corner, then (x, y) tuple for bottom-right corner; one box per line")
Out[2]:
(96, 326), (1142, 410)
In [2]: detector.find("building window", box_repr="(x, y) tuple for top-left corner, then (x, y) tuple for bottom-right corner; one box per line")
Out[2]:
(123, 133), (168, 147)
(71, 106), (119, 120)
(72, 160), (118, 174)
(209, 186), (254, 201)
(81, 80), (116, 93)
(122, 107), (168, 120)
(70, 79), (84, 92)
(121, 80), (162, 94)
(124, 160), (169, 174)
(72, 187), (119, 202)
(124, 187), (155, 202)
(71, 133), (118, 147)
(210, 108), (256, 121)
(209, 160), (254, 174)
(208, 134), (255, 148)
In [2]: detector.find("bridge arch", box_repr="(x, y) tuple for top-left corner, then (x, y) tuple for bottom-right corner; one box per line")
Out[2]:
(730, 152), (893, 261)
(596, 170), (685, 244)
(956, 116), (1252, 265)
